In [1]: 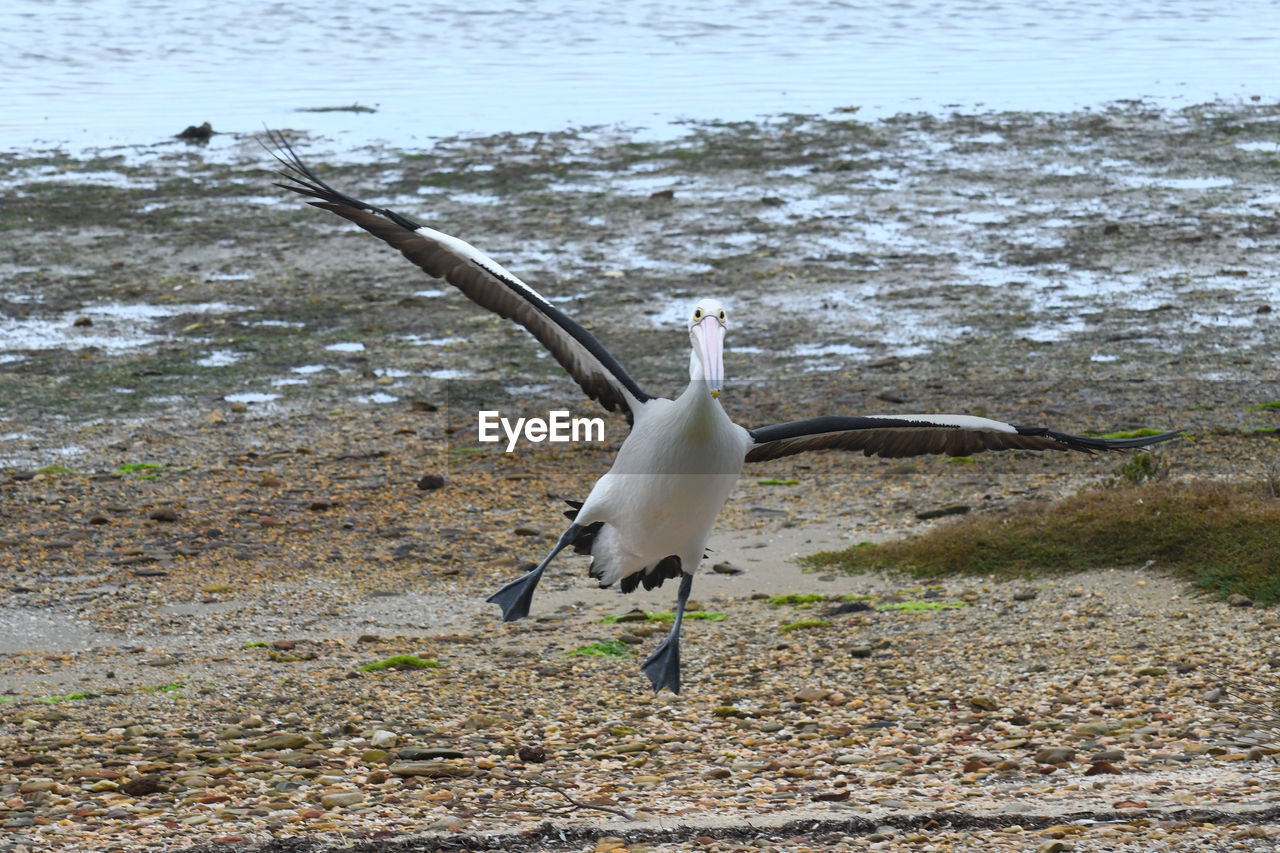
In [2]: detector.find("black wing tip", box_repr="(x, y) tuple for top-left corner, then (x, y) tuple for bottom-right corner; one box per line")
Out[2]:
(1021, 427), (1185, 452)
(263, 128), (423, 232)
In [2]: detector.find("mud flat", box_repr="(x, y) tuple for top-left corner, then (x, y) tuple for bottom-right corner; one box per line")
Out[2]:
(0, 102), (1278, 851)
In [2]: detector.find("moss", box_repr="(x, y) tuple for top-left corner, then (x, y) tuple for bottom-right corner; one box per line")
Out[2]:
(600, 611), (726, 624)
(1096, 428), (1170, 439)
(571, 641), (632, 658)
(805, 480), (1280, 603)
(875, 600), (967, 613)
(1247, 401), (1280, 412)
(358, 655), (441, 672)
(756, 478), (800, 486)
(37, 692), (97, 703)
(117, 462), (162, 474)
(780, 619), (830, 633)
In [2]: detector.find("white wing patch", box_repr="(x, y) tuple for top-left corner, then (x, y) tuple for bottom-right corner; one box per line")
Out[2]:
(890, 414), (1017, 433)
(414, 225), (553, 310)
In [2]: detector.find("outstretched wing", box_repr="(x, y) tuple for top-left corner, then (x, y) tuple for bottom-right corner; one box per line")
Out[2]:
(745, 414), (1180, 463)
(269, 131), (652, 418)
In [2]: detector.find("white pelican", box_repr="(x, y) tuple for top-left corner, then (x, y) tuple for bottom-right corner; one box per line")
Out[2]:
(271, 135), (1180, 695)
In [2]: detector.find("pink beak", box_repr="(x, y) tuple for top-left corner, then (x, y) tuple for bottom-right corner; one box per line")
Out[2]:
(694, 315), (725, 398)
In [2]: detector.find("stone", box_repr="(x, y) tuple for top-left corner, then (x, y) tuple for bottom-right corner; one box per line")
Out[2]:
(969, 695), (1000, 711)
(398, 747), (465, 760)
(390, 761), (475, 778)
(417, 474), (446, 491)
(712, 561), (744, 575)
(321, 792), (364, 809)
(1228, 593), (1253, 607)
(253, 733), (309, 751)
(369, 730), (397, 748)
(1034, 747), (1076, 765)
(121, 775), (163, 796)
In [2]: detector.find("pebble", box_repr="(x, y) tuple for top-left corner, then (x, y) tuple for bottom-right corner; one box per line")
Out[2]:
(390, 761), (476, 778)
(254, 734), (310, 751)
(1034, 748), (1076, 765)
(320, 792), (365, 809)
(369, 730), (398, 748)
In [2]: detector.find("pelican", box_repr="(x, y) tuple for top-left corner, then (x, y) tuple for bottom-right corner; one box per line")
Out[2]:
(270, 134), (1179, 695)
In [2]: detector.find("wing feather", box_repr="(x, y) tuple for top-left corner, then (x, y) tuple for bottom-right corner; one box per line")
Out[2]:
(269, 131), (651, 417)
(745, 414), (1180, 462)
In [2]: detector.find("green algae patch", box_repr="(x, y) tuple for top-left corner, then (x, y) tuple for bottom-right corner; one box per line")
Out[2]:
(780, 619), (830, 633)
(359, 655), (441, 672)
(876, 600), (968, 613)
(571, 641), (632, 658)
(805, 480), (1280, 603)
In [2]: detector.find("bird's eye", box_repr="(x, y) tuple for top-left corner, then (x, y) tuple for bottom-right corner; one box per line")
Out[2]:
(693, 308), (703, 321)
(717, 309), (726, 322)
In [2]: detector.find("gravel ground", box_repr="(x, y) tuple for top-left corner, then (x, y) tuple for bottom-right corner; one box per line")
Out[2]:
(1, 100), (1279, 851)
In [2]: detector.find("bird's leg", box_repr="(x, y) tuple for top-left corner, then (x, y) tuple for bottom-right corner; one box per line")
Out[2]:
(486, 523), (581, 622)
(641, 571), (694, 695)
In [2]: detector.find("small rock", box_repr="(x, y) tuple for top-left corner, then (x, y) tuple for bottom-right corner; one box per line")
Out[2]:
(614, 609), (649, 623)
(320, 791), (364, 809)
(712, 561), (744, 575)
(794, 687), (831, 702)
(361, 749), (390, 764)
(1085, 761), (1123, 776)
(73, 316), (93, 327)
(239, 714), (264, 728)
(19, 778), (54, 793)
(216, 726), (245, 740)
(417, 473), (446, 491)
(369, 730), (398, 748)
(1228, 593), (1253, 607)
(617, 632), (644, 645)
(916, 504), (970, 520)
(398, 747), (464, 760)
(121, 775), (163, 796)
(148, 507), (179, 522)
(849, 645), (873, 658)
(253, 733), (309, 751)
(390, 761), (476, 778)
(1038, 841), (1074, 853)
(517, 745), (547, 763)
(1091, 748), (1125, 762)
(1034, 747), (1076, 765)
(411, 399), (439, 412)
(512, 526), (541, 536)
(969, 695), (1000, 712)
(1013, 589), (1038, 601)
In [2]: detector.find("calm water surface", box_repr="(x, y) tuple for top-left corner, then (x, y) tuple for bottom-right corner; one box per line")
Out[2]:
(3, 0), (1279, 152)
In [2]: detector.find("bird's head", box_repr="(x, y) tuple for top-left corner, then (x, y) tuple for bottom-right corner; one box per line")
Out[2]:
(687, 297), (727, 398)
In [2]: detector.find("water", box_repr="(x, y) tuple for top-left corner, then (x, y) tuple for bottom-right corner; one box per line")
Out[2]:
(3, 0), (1278, 153)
